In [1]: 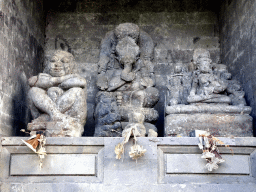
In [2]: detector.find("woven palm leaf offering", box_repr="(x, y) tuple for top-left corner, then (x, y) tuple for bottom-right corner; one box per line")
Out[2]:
(22, 133), (47, 169)
(115, 112), (147, 162)
(198, 131), (232, 171)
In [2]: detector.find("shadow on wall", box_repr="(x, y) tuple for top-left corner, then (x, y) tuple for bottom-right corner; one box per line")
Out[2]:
(250, 22), (256, 137)
(12, 71), (31, 136)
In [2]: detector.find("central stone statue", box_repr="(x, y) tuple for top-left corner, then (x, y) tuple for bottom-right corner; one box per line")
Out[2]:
(94, 23), (159, 137)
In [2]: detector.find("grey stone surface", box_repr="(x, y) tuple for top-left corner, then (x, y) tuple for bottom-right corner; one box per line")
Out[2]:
(103, 137), (158, 185)
(220, 0), (256, 136)
(166, 104), (252, 114)
(10, 154), (96, 176)
(2, 183), (256, 192)
(0, 137), (256, 191)
(165, 114), (253, 137)
(0, 0), (45, 136)
(166, 154), (250, 174)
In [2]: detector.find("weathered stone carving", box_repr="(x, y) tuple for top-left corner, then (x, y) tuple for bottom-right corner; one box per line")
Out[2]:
(165, 48), (253, 137)
(28, 50), (87, 137)
(94, 23), (159, 137)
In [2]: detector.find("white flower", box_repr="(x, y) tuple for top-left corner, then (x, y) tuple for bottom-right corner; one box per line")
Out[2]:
(201, 151), (215, 160)
(129, 144), (147, 160)
(206, 161), (218, 171)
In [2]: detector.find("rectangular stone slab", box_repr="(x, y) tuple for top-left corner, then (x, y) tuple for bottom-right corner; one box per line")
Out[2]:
(165, 113), (253, 137)
(166, 154), (250, 174)
(10, 154), (96, 176)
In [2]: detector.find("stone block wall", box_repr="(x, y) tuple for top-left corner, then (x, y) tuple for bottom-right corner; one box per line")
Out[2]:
(45, 2), (220, 136)
(219, 0), (256, 136)
(0, 0), (45, 136)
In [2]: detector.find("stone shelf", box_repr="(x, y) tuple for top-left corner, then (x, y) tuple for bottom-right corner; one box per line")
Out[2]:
(0, 137), (256, 191)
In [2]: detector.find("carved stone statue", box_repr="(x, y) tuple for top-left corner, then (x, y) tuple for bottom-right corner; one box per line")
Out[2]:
(27, 50), (87, 137)
(187, 55), (230, 104)
(165, 48), (253, 137)
(167, 62), (192, 106)
(94, 23), (159, 137)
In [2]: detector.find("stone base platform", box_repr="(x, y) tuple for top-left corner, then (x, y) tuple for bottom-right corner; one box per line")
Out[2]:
(165, 104), (253, 137)
(165, 113), (253, 137)
(1, 137), (256, 191)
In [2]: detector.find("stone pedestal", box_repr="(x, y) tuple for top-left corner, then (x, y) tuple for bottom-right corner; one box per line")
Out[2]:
(165, 104), (253, 137)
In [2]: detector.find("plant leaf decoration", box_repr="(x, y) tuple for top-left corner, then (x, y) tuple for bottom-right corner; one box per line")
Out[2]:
(21, 134), (41, 152)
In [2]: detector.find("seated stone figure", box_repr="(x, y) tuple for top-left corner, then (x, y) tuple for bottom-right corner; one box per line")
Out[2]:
(165, 48), (252, 137)
(187, 54), (231, 104)
(167, 62), (192, 106)
(95, 23), (159, 137)
(94, 92), (122, 137)
(28, 50), (87, 137)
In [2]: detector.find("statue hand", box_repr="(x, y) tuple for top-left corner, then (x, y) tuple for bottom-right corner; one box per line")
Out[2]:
(97, 56), (109, 73)
(96, 73), (108, 90)
(141, 77), (154, 88)
(28, 76), (38, 87)
(143, 60), (154, 72)
(98, 64), (106, 74)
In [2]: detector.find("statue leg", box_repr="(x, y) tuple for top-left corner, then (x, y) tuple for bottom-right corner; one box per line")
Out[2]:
(29, 87), (63, 120)
(47, 87), (64, 103)
(56, 87), (87, 124)
(133, 87), (159, 108)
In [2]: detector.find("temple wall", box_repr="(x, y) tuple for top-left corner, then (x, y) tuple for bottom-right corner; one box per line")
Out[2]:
(45, 5), (220, 136)
(220, 0), (256, 136)
(0, 0), (45, 136)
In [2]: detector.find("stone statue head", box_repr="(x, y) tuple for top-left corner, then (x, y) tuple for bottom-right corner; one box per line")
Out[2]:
(44, 50), (75, 77)
(116, 36), (140, 82)
(174, 62), (184, 74)
(116, 36), (140, 65)
(196, 56), (212, 73)
(114, 23), (140, 42)
(193, 48), (211, 64)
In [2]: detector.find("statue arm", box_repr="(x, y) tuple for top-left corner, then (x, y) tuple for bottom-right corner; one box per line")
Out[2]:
(139, 30), (154, 62)
(28, 73), (79, 89)
(98, 31), (115, 74)
(139, 31), (156, 87)
(190, 75), (199, 96)
(59, 76), (87, 89)
(28, 73), (54, 89)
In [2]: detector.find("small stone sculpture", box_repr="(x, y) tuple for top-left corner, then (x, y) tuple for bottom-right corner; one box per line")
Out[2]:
(94, 23), (159, 137)
(167, 62), (192, 106)
(187, 55), (231, 104)
(27, 50), (87, 137)
(165, 48), (253, 137)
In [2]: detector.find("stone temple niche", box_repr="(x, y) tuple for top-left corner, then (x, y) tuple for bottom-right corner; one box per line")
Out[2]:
(94, 23), (159, 137)
(165, 48), (253, 137)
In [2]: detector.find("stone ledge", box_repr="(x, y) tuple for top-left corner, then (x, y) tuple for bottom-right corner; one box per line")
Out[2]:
(0, 137), (255, 191)
(1, 183), (256, 192)
(166, 104), (252, 114)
